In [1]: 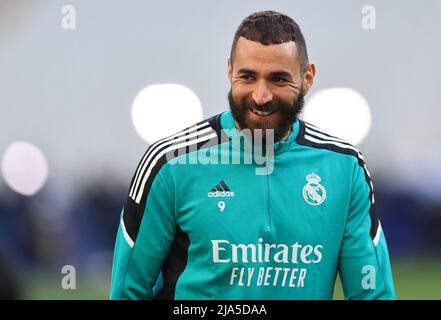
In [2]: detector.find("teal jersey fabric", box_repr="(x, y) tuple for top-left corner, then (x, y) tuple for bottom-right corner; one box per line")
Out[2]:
(110, 110), (396, 300)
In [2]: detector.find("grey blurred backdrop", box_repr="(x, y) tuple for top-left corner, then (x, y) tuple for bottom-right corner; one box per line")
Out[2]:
(0, 0), (440, 299)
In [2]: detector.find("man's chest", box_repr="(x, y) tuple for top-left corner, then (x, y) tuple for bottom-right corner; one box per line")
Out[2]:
(173, 162), (350, 246)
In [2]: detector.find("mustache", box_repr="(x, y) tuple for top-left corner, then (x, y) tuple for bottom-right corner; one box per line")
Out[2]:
(246, 100), (276, 112)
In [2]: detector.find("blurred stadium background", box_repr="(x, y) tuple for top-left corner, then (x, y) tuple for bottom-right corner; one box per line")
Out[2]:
(1, 0), (440, 299)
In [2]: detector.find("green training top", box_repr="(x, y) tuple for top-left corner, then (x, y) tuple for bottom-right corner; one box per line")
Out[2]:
(110, 110), (396, 300)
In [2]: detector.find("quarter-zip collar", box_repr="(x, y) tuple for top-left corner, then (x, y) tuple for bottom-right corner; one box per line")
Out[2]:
(219, 109), (300, 154)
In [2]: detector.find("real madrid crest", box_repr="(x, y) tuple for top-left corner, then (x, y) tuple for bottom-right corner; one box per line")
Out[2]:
(302, 173), (326, 206)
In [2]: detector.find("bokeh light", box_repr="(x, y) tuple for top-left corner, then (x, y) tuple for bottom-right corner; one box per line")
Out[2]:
(1, 141), (49, 196)
(131, 84), (203, 144)
(302, 88), (372, 145)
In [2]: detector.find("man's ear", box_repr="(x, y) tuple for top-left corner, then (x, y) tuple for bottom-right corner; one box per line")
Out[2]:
(303, 63), (316, 95)
(227, 58), (233, 83)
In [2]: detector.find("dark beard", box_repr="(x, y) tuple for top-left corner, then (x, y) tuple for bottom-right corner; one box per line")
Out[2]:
(228, 89), (305, 141)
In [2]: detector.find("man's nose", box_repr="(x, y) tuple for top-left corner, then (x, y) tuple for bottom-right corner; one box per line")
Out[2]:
(252, 81), (273, 105)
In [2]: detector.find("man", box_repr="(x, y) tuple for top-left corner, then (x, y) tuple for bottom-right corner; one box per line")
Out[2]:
(110, 10), (396, 299)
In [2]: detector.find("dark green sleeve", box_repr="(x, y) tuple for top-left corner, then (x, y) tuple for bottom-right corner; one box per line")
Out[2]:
(338, 160), (396, 300)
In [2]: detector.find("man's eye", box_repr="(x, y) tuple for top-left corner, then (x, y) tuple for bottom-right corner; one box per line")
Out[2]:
(241, 75), (254, 80)
(272, 77), (286, 83)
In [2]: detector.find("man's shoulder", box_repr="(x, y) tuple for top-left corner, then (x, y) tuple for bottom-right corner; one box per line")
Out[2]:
(136, 112), (226, 169)
(126, 112), (226, 205)
(150, 112), (224, 149)
(296, 119), (365, 163)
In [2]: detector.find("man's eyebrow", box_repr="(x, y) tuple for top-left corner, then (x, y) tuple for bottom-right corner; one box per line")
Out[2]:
(237, 68), (256, 75)
(269, 70), (292, 78)
(236, 68), (292, 78)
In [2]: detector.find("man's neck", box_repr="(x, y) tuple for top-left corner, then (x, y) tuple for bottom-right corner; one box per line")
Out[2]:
(279, 126), (292, 141)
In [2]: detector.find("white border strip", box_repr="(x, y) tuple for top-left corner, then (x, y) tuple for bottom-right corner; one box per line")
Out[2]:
(130, 126), (213, 198)
(304, 134), (365, 161)
(373, 222), (382, 247)
(121, 215), (134, 248)
(305, 127), (350, 145)
(134, 132), (218, 203)
(129, 122), (210, 197)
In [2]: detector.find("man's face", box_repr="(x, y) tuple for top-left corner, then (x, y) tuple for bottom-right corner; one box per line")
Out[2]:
(228, 37), (314, 141)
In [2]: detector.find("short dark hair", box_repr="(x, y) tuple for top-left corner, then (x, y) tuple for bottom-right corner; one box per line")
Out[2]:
(230, 10), (309, 72)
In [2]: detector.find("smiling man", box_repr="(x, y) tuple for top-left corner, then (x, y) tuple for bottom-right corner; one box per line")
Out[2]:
(110, 10), (396, 300)
(227, 16), (314, 142)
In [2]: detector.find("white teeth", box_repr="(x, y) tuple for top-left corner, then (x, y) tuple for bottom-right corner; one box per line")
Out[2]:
(251, 108), (273, 116)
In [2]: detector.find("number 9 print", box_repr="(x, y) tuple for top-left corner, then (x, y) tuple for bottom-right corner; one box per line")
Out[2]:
(218, 201), (225, 212)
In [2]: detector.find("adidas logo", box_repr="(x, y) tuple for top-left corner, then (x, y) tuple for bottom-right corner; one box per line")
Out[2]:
(207, 180), (235, 198)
